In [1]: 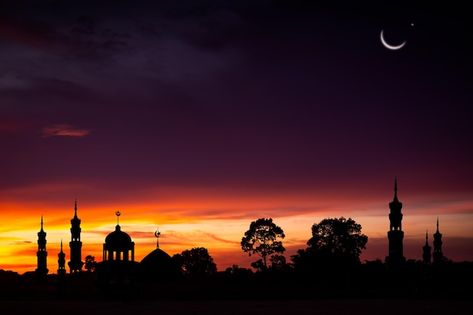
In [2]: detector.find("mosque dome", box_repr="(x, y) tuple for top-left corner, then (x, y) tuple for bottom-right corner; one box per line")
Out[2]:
(104, 225), (133, 250)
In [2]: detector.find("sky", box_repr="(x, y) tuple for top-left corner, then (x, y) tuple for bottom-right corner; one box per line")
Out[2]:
(1, 0), (472, 274)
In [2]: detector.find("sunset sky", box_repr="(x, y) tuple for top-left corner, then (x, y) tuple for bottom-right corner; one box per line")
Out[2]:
(1, 1), (472, 274)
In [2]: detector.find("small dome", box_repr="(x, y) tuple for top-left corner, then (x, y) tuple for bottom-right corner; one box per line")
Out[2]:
(141, 248), (171, 265)
(140, 248), (181, 279)
(104, 225), (133, 250)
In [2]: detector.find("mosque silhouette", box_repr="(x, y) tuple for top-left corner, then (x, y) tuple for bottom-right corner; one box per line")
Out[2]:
(35, 201), (180, 283)
(34, 178), (445, 279)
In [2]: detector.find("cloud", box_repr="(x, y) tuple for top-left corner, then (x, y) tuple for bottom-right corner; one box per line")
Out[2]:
(42, 124), (91, 138)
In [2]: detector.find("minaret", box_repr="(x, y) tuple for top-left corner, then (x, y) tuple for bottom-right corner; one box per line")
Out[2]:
(433, 217), (444, 263)
(386, 177), (405, 264)
(422, 230), (432, 264)
(68, 199), (84, 273)
(58, 240), (66, 276)
(36, 216), (49, 275)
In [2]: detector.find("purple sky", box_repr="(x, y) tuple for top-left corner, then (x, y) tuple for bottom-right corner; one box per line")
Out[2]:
(1, 1), (473, 270)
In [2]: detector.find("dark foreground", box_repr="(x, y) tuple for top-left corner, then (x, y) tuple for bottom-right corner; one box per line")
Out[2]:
(2, 299), (472, 315)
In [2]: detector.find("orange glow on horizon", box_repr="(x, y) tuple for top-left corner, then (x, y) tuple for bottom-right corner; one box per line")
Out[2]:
(1, 183), (473, 274)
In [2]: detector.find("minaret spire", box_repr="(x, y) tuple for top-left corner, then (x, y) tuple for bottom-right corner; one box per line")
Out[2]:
(393, 176), (398, 201)
(40, 215), (44, 231)
(74, 198), (78, 217)
(436, 217), (439, 232)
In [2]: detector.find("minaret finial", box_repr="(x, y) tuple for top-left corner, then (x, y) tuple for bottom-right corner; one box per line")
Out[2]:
(74, 198), (78, 216)
(41, 215), (44, 230)
(436, 217), (439, 232)
(60, 239), (63, 251)
(425, 230), (428, 244)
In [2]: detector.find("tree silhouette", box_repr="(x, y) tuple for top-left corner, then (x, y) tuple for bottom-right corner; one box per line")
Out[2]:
(241, 218), (285, 271)
(172, 247), (217, 275)
(84, 255), (96, 273)
(270, 254), (290, 271)
(292, 217), (368, 271)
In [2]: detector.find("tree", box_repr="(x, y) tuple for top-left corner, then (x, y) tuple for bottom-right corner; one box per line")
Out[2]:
(172, 247), (217, 275)
(84, 255), (96, 272)
(269, 254), (290, 271)
(241, 218), (285, 271)
(292, 217), (368, 271)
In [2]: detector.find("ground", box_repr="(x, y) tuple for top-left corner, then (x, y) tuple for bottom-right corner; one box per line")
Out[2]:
(1, 299), (471, 315)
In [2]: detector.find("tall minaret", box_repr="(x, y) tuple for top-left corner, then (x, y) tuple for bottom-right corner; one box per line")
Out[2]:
(433, 217), (444, 263)
(68, 199), (84, 273)
(422, 230), (432, 264)
(58, 240), (66, 276)
(386, 177), (405, 264)
(36, 216), (49, 275)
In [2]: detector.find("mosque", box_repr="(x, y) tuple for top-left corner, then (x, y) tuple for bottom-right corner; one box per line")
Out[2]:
(34, 179), (447, 278)
(35, 202), (180, 282)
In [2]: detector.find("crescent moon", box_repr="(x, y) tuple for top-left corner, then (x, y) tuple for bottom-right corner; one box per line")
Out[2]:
(380, 30), (406, 50)
(154, 230), (161, 238)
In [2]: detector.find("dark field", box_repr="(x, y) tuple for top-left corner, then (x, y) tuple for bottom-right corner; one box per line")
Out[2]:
(1, 299), (471, 315)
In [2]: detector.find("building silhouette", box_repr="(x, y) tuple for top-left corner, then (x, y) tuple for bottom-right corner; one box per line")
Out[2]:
(96, 211), (139, 285)
(140, 229), (181, 280)
(433, 218), (444, 263)
(386, 178), (405, 264)
(58, 240), (66, 276)
(68, 199), (84, 273)
(422, 231), (432, 264)
(36, 216), (48, 275)
(103, 212), (135, 262)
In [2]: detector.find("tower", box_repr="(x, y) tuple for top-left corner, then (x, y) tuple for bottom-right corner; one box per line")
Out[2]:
(68, 199), (84, 273)
(422, 230), (431, 264)
(386, 177), (405, 264)
(58, 240), (66, 276)
(36, 216), (49, 275)
(433, 217), (444, 263)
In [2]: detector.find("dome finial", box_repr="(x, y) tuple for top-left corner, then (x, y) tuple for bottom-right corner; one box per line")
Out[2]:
(115, 211), (121, 226)
(154, 228), (161, 249)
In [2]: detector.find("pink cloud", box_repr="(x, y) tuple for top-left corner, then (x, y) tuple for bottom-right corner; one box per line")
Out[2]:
(42, 124), (91, 138)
